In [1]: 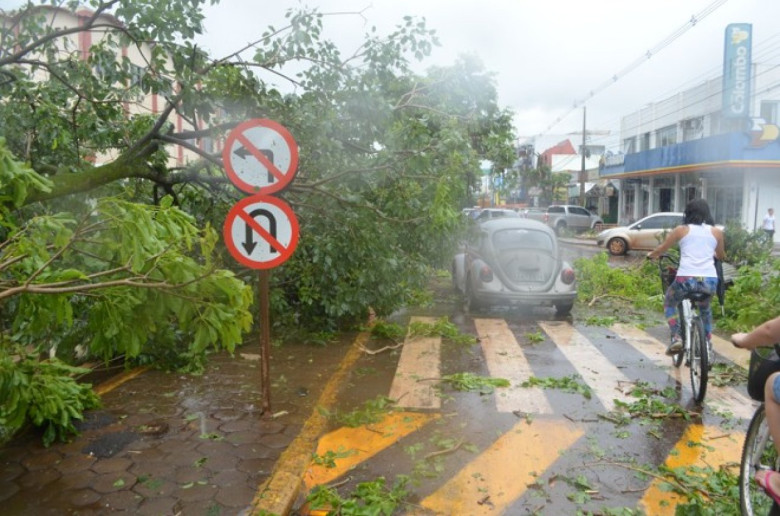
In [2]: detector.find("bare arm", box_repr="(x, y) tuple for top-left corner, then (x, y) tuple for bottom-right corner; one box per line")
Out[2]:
(712, 227), (726, 261)
(732, 315), (780, 349)
(647, 225), (686, 259)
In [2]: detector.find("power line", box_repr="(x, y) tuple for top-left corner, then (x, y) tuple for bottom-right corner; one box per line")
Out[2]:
(586, 40), (780, 151)
(537, 0), (731, 138)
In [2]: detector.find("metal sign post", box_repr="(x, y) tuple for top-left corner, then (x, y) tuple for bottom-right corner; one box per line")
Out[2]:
(222, 118), (299, 416)
(259, 269), (271, 414)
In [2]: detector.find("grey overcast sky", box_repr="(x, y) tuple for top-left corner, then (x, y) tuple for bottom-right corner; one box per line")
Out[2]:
(195, 0), (780, 151)
(6, 0), (779, 150)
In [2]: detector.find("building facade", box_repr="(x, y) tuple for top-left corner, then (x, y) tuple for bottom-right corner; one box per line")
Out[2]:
(600, 48), (780, 238)
(2, 5), (213, 168)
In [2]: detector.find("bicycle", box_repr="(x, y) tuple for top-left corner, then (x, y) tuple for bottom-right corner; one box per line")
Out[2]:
(739, 344), (780, 515)
(655, 254), (710, 404)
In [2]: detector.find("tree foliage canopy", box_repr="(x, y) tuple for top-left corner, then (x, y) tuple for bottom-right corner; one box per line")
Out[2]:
(0, 0), (515, 442)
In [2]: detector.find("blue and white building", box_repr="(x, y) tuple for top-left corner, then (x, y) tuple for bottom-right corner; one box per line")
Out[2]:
(600, 23), (780, 239)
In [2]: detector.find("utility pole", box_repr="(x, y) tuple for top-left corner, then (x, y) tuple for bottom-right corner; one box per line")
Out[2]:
(579, 106), (586, 206)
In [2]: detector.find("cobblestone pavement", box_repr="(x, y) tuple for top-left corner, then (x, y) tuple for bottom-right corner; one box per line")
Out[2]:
(0, 338), (353, 515)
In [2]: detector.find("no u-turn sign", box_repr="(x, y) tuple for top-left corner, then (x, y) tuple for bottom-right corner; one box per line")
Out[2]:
(223, 195), (299, 269)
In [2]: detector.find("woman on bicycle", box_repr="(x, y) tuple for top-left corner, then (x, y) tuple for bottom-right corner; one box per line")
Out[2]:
(732, 315), (780, 504)
(647, 199), (726, 356)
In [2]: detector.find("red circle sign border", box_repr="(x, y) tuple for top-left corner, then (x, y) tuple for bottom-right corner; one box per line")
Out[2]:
(223, 195), (300, 269)
(222, 118), (299, 195)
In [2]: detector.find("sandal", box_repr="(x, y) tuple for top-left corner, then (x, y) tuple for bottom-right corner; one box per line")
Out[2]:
(756, 470), (780, 505)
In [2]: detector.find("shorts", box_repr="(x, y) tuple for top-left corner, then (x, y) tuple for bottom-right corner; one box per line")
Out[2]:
(773, 373), (780, 402)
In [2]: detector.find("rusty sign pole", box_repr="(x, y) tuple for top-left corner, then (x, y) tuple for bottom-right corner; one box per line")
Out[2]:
(259, 269), (272, 414)
(222, 119), (300, 418)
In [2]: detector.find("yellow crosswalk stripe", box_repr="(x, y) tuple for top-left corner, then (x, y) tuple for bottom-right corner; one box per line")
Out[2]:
(475, 318), (553, 414)
(414, 418), (584, 515)
(303, 411), (439, 490)
(639, 424), (744, 514)
(389, 316), (441, 409)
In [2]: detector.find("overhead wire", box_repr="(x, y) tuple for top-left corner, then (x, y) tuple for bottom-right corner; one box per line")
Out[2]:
(536, 0), (731, 138)
(585, 35), (780, 151)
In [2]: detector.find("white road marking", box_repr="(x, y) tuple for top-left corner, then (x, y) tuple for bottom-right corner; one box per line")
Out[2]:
(539, 321), (634, 411)
(611, 323), (758, 420)
(474, 318), (553, 414)
(388, 316), (441, 409)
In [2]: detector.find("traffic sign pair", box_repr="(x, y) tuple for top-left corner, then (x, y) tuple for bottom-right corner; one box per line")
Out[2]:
(222, 119), (300, 269)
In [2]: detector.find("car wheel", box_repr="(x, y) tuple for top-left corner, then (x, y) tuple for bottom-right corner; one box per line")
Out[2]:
(465, 276), (482, 312)
(555, 302), (573, 316)
(555, 222), (566, 236)
(607, 237), (628, 256)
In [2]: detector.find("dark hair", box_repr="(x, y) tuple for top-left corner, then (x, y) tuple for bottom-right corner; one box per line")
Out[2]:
(683, 198), (714, 225)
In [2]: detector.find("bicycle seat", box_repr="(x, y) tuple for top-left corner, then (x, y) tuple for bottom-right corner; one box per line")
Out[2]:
(685, 292), (712, 302)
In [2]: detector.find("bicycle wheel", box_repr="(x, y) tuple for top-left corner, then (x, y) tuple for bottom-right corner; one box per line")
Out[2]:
(689, 315), (708, 403)
(740, 404), (780, 515)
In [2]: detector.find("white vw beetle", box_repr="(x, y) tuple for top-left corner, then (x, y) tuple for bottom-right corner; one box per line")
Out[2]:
(452, 217), (577, 315)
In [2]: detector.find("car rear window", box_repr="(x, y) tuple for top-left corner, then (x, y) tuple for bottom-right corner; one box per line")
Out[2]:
(492, 229), (554, 251)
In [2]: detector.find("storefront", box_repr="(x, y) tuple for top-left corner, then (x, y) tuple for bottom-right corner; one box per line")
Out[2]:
(600, 131), (780, 229)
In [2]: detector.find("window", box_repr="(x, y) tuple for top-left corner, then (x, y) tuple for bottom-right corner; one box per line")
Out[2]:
(760, 101), (780, 125)
(682, 117), (704, 141)
(569, 207), (590, 216)
(623, 137), (636, 154)
(642, 132), (651, 151)
(128, 64), (144, 88)
(493, 229), (553, 252)
(656, 125), (677, 147)
(639, 215), (682, 230)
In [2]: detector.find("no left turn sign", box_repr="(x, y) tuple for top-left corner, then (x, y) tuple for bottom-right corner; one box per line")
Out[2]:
(223, 195), (300, 269)
(223, 118), (299, 195)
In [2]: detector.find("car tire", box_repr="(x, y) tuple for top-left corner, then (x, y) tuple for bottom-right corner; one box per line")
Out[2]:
(555, 302), (573, 316)
(607, 237), (628, 256)
(465, 276), (482, 312)
(555, 222), (566, 236)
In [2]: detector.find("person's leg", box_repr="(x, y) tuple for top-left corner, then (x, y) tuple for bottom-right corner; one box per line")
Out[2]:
(757, 373), (780, 501)
(768, 372), (780, 456)
(663, 280), (685, 354)
(695, 278), (718, 339)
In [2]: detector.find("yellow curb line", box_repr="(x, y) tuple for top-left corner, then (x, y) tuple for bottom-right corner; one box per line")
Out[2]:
(250, 331), (368, 516)
(92, 366), (151, 396)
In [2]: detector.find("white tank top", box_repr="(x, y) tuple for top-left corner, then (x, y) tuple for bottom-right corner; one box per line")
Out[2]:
(676, 224), (717, 277)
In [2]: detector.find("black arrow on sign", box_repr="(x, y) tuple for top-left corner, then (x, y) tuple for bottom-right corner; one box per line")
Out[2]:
(243, 208), (278, 255)
(234, 148), (275, 184)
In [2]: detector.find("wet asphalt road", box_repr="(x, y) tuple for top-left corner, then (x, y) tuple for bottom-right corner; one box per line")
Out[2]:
(0, 238), (754, 515)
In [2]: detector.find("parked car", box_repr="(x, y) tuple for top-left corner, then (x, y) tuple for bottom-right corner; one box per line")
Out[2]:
(452, 217), (577, 315)
(597, 212), (683, 255)
(543, 205), (603, 234)
(461, 207), (482, 220)
(520, 207), (546, 220)
(473, 208), (520, 223)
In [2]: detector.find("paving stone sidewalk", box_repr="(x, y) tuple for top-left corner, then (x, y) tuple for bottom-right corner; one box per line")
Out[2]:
(0, 339), (352, 515)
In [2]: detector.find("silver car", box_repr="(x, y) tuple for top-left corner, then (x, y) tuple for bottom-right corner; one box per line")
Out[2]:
(452, 218), (577, 315)
(597, 212), (683, 255)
